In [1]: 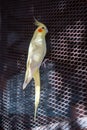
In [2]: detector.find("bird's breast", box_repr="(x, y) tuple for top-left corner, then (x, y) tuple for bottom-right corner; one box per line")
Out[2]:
(35, 38), (43, 45)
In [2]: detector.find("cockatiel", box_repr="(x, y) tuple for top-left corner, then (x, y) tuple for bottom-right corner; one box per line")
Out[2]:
(23, 19), (48, 120)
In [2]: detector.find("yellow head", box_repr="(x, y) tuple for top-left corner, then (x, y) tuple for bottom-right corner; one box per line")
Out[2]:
(34, 18), (48, 36)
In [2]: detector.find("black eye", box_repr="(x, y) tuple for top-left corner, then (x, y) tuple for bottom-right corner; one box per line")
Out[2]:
(42, 27), (45, 29)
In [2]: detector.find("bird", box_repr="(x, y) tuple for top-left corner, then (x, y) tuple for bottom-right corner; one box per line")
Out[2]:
(22, 18), (48, 119)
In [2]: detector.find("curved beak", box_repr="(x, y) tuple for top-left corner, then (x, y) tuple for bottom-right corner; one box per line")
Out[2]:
(46, 28), (48, 33)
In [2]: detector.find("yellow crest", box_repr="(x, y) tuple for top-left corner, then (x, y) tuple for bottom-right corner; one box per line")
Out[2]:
(34, 17), (44, 27)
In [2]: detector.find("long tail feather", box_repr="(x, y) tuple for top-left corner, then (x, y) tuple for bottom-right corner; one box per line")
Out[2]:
(33, 69), (40, 120)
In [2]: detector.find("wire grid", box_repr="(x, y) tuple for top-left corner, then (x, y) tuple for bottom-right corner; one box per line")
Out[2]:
(0, 0), (87, 130)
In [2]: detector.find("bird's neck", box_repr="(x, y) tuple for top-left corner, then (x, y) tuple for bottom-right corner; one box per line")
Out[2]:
(34, 33), (45, 41)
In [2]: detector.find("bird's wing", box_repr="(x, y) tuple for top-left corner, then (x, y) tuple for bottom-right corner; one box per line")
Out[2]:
(23, 57), (33, 89)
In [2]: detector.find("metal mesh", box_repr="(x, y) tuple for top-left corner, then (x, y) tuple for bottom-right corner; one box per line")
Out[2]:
(0, 0), (87, 129)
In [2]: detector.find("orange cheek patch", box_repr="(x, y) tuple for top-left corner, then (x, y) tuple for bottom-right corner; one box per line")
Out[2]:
(38, 28), (43, 32)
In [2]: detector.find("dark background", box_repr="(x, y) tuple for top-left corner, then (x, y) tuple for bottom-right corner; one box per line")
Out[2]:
(0, 0), (87, 130)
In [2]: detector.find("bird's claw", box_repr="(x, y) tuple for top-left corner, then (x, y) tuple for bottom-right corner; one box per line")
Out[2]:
(42, 59), (48, 68)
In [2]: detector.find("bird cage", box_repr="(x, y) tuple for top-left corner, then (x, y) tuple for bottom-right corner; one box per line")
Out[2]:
(0, 0), (87, 129)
